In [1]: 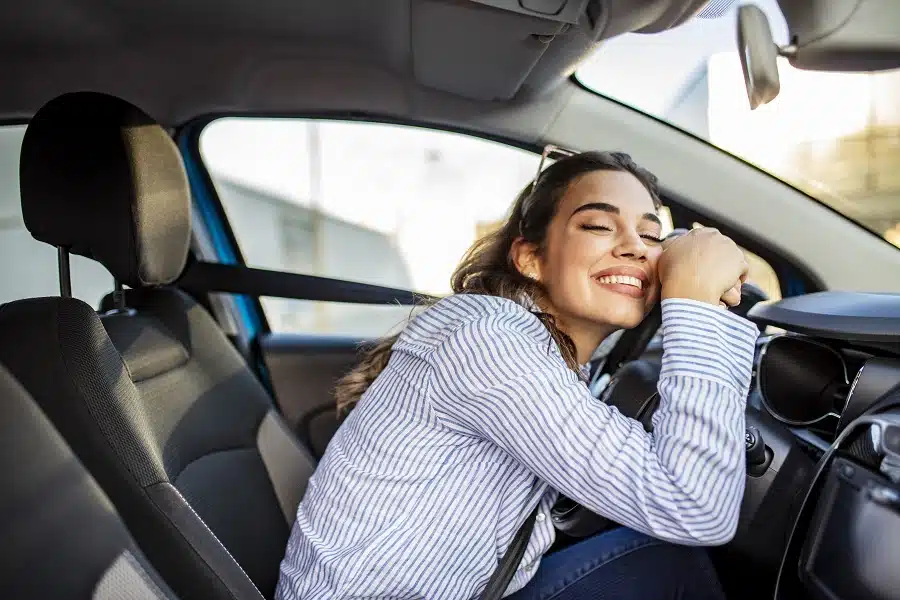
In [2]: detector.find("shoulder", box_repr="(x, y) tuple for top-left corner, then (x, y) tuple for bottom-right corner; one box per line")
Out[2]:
(399, 294), (550, 352)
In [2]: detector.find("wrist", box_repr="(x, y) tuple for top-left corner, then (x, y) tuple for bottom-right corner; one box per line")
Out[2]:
(660, 286), (720, 306)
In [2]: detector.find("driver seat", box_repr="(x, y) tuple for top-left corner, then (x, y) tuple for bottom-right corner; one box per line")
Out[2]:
(0, 92), (315, 600)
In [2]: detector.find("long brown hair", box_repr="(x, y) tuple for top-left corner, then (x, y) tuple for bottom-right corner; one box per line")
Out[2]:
(335, 150), (661, 415)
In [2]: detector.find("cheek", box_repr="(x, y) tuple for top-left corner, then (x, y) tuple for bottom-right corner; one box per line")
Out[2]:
(647, 247), (663, 277)
(639, 248), (663, 309)
(560, 233), (616, 269)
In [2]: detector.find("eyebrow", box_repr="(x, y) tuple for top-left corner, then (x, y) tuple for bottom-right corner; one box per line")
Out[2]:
(571, 202), (662, 227)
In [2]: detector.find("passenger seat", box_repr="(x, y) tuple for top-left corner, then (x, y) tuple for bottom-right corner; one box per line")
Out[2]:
(0, 363), (177, 599)
(0, 92), (316, 600)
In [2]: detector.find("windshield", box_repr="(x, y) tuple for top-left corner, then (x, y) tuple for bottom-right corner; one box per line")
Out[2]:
(576, 0), (900, 249)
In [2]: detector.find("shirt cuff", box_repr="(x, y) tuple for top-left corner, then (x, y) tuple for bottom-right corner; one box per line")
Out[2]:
(659, 298), (759, 396)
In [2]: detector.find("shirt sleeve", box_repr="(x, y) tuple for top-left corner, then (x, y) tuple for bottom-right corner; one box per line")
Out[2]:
(427, 298), (759, 546)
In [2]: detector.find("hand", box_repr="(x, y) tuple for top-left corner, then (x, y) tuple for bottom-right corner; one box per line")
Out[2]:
(657, 228), (749, 307)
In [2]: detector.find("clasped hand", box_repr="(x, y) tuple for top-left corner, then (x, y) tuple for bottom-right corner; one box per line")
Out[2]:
(657, 227), (749, 309)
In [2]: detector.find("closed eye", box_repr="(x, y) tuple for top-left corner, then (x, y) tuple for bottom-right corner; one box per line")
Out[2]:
(580, 224), (612, 232)
(581, 224), (662, 244)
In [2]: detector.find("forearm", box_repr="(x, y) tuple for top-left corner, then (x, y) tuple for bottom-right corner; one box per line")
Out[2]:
(634, 299), (758, 543)
(429, 303), (758, 544)
(525, 300), (757, 544)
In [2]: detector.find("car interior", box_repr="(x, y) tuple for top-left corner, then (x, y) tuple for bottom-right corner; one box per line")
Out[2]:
(1, 1), (899, 600)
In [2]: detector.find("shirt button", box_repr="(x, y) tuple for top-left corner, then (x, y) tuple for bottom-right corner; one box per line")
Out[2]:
(535, 512), (546, 523)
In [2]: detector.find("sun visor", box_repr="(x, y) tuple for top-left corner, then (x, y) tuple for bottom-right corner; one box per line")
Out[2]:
(411, 1), (573, 101)
(468, 0), (590, 24)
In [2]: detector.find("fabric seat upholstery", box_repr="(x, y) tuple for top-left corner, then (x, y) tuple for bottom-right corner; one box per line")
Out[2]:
(0, 363), (177, 600)
(0, 91), (316, 600)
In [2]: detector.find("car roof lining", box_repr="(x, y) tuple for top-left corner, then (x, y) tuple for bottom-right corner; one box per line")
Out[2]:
(0, 0), (731, 122)
(3, 0), (898, 295)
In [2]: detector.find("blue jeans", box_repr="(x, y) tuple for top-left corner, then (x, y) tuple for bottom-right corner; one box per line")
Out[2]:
(507, 527), (726, 600)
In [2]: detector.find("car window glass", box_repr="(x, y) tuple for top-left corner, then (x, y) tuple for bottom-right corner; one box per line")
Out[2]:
(199, 119), (676, 337)
(202, 120), (536, 336)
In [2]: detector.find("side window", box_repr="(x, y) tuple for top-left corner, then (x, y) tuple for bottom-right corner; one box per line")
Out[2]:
(199, 119), (539, 337)
(0, 125), (111, 306)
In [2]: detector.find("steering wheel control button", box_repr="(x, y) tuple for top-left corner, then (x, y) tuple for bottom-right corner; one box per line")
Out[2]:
(745, 426), (771, 477)
(745, 429), (756, 450)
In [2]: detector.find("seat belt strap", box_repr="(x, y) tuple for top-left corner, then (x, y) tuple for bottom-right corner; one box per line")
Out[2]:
(176, 258), (426, 305)
(478, 506), (539, 600)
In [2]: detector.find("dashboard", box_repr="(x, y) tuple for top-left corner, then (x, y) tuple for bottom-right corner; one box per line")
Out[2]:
(573, 291), (900, 600)
(742, 292), (900, 600)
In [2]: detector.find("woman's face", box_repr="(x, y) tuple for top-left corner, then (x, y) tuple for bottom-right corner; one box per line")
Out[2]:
(517, 169), (664, 356)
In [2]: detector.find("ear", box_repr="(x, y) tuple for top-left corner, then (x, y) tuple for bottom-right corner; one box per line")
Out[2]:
(510, 237), (542, 282)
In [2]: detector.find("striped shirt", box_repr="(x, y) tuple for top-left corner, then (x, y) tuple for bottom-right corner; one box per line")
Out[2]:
(276, 293), (759, 600)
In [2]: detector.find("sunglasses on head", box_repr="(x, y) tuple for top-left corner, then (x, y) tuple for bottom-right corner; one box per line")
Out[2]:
(532, 144), (577, 189)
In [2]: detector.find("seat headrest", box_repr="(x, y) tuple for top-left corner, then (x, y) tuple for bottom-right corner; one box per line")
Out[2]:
(20, 92), (191, 288)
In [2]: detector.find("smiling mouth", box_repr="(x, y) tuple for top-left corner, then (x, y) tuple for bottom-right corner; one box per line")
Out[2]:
(593, 274), (647, 298)
(594, 275), (644, 290)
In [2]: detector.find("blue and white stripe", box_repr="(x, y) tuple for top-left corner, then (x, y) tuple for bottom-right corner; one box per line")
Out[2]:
(276, 293), (759, 600)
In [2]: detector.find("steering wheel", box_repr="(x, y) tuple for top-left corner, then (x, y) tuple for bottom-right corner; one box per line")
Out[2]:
(551, 238), (769, 538)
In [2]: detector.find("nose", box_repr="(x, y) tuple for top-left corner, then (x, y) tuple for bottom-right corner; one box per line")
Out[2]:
(611, 229), (649, 262)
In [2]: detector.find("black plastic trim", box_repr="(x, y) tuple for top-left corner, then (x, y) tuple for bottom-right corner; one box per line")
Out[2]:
(749, 291), (900, 344)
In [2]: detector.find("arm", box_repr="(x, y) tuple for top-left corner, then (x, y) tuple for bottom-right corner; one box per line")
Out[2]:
(428, 299), (759, 545)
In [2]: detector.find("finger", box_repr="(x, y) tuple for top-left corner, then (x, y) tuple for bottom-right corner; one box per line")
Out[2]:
(721, 284), (742, 307)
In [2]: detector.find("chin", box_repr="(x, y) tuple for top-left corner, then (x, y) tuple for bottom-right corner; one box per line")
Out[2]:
(608, 297), (659, 330)
(586, 305), (647, 331)
(604, 313), (646, 330)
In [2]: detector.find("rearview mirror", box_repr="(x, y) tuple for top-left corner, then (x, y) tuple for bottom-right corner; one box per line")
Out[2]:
(736, 4), (781, 110)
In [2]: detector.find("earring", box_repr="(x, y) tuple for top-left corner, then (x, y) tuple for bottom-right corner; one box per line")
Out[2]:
(526, 272), (538, 281)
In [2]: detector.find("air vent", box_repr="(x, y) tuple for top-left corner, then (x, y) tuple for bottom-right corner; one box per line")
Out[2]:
(697, 0), (738, 19)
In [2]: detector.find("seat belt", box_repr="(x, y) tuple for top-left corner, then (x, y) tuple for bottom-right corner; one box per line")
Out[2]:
(177, 258), (426, 305)
(478, 506), (539, 600)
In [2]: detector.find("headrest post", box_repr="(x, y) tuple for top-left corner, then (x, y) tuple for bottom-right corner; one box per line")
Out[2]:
(112, 280), (126, 311)
(57, 246), (72, 298)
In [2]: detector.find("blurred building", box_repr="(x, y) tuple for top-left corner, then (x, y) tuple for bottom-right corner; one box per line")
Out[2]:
(212, 176), (416, 336)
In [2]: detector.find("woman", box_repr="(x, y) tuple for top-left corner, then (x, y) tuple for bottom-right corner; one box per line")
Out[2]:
(276, 151), (758, 600)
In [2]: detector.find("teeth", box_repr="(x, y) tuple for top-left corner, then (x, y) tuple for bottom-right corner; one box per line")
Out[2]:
(596, 275), (643, 289)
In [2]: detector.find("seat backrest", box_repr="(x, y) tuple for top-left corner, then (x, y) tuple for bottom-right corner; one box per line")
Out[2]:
(0, 362), (177, 600)
(0, 92), (316, 600)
